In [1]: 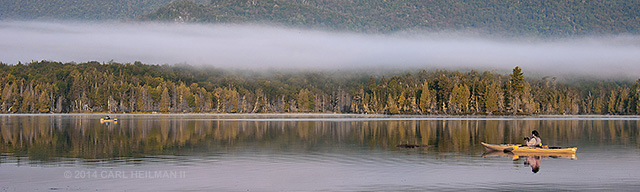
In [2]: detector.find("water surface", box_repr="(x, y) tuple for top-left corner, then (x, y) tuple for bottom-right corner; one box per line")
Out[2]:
(1, 114), (639, 191)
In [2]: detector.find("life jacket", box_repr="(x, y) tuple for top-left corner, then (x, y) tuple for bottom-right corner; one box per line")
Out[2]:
(527, 135), (542, 147)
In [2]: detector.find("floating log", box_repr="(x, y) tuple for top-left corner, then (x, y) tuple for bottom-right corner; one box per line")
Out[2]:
(396, 144), (430, 148)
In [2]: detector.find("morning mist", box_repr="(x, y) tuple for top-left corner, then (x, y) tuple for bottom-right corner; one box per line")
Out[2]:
(1, 21), (639, 78)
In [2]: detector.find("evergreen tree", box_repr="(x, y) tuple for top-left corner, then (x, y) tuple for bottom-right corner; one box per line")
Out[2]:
(637, 93), (640, 115)
(521, 82), (536, 114)
(636, 79), (640, 114)
(136, 86), (148, 112)
(616, 88), (629, 114)
(608, 90), (617, 114)
(387, 95), (400, 114)
(37, 89), (50, 113)
(297, 89), (315, 112)
(509, 66), (525, 113)
(160, 86), (170, 112)
(419, 81), (432, 113)
(398, 91), (407, 112)
(107, 96), (118, 112)
(593, 96), (604, 114)
(484, 82), (500, 114)
(450, 84), (470, 113)
(1, 83), (11, 111)
(511, 66), (525, 94)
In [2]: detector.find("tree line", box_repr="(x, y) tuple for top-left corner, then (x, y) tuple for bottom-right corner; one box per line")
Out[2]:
(1, 60), (639, 115)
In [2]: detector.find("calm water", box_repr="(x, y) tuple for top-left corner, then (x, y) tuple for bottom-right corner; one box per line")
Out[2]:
(1, 114), (639, 191)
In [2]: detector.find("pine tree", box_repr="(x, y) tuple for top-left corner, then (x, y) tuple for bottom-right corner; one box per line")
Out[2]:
(521, 82), (537, 114)
(194, 92), (204, 112)
(387, 95), (399, 114)
(366, 77), (376, 94)
(448, 84), (471, 113)
(616, 88), (629, 114)
(107, 96), (117, 112)
(631, 79), (640, 115)
(608, 90), (617, 114)
(37, 89), (50, 113)
(229, 89), (239, 113)
(398, 91), (407, 112)
(297, 89), (315, 112)
(176, 83), (191, 112)
(509, 66), (525, 114)
(636, 79), (640, 114)
(136, 86), (147, 112)
(511, 66), (525, 94)
(593, 97), (603, 114)
(419, 81), (432, 113)
(1, 83), (12, 112)
(0, 84), (3, 111)
(484, 82), (499, 114)
(637, 93), (640, 115)
(458, 84), (470, 112)
(160, 86), (170, 112)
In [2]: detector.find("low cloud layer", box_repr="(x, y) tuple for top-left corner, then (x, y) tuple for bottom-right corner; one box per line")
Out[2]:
(1, 21), (639, 78)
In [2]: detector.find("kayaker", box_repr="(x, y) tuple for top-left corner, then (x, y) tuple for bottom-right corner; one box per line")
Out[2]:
(524, 130), (542, 147)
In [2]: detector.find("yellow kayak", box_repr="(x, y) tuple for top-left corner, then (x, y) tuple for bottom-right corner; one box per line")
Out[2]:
(100, 118), (118, 123)
(481, 142), (577, 154)
(482, 150), (577, 160)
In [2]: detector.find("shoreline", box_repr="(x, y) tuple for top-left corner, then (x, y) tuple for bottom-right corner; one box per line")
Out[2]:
(0, 113), (639, 119)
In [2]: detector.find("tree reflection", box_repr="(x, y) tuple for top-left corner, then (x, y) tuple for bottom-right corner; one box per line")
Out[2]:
(0, 115), (638, 162)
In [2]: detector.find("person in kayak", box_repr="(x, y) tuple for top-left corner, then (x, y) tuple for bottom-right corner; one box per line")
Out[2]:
(523, 130), (542, 147)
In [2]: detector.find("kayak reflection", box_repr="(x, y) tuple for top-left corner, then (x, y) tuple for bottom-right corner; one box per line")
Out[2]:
(482, 150), (576, 173)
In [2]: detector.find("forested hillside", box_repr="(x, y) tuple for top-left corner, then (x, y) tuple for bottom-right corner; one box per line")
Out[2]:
(3, 0), (638, 36)
(0, 0), (185, 20)
(1, 61), (638, 115)
(140, 0), (640, 36)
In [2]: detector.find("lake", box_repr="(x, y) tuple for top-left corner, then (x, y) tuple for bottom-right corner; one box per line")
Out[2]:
(1, 114), (639, 191)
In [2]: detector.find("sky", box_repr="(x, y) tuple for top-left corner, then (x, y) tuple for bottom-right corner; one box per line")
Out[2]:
(1, 21), (639, 79)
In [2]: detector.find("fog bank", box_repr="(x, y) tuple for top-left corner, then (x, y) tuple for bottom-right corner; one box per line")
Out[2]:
(1, 21), (639, 78)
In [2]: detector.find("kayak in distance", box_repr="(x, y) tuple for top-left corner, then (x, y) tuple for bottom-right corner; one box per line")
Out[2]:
(100, 116), (118, 124)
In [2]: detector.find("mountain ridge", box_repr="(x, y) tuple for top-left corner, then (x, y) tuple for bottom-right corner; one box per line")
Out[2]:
(138, 0), (640, 36)
(2, 0), (639, 36)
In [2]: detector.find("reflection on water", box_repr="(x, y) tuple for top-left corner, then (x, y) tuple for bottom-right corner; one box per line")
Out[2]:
(2, 115), (638, 161)
(1, 114), (640, 191)
(482, 151), (572, 174)
(525, 156), (541, 173)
